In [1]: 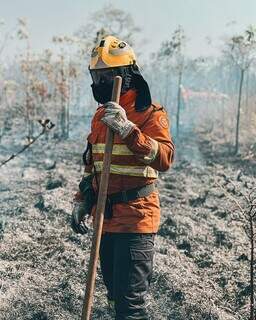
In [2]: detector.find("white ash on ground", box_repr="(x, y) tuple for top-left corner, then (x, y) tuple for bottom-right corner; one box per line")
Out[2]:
(0, 133), (255, 320)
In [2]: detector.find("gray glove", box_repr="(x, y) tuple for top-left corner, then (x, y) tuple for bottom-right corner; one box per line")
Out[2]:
(70, 201), (89, 235)
(101, 102), (135, 139)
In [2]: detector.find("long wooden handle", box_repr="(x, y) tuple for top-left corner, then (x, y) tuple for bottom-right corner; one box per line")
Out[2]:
(81, 76), (122, 320)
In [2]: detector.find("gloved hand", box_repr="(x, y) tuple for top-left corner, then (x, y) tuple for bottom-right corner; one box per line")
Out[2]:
(70, 201), (89, 235)
(101, 102), (135, 139)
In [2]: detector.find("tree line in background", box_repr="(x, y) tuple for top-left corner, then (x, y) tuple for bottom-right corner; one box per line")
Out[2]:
(150, 24), (256, 156)
(0, 4), (256, 156)
(0, 4), (256, 319)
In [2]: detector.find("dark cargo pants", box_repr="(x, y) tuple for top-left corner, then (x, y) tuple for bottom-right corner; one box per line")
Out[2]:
(99, 233), (155, 320)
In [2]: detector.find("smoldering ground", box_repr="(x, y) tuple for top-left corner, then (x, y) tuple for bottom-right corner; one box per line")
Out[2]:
(0, 118), (255, 319)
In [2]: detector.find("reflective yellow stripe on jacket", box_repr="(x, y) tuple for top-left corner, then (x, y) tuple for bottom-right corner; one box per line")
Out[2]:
(92, 143), (158, 178)
(94, 161), (158, 178)
(92, 143), (134, 156)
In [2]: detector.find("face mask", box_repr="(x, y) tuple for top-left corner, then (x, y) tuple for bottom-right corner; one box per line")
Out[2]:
(90, 66), (134, 104)
(91, 82), (113, 104)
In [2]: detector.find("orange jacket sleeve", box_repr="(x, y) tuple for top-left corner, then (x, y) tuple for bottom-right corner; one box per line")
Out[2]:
(123, 107), (175, 172)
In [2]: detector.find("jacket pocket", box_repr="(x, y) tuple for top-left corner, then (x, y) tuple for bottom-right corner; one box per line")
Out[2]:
(128, 247), (154, 293)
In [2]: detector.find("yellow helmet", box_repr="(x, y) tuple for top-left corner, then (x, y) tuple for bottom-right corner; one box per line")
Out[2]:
(89, 35), (136, 70)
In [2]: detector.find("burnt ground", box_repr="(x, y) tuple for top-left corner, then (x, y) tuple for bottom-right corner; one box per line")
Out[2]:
(0, 130), (255, 320)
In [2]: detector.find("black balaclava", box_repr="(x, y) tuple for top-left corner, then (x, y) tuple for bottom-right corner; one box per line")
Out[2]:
(90, 63), (152, 111)
(91, 82), (113, 105)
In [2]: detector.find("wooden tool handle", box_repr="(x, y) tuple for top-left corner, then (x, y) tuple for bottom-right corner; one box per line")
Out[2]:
(81, 76), (122, 320)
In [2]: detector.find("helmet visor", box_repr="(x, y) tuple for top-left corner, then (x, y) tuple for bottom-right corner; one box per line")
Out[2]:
(89, 67), (125, 85)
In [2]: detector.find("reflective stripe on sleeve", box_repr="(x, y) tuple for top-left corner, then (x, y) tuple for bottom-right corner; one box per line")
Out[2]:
(92, 143), (134, 156)
(94, 161), (158, 178)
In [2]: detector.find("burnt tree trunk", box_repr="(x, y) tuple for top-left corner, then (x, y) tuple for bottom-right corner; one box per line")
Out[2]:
(176, 70), (182, 138)
(249, 212), (255, 320)
(60, 56), (67, 139)
(234, 68), (245, 154)
(245, 70), (249, 112)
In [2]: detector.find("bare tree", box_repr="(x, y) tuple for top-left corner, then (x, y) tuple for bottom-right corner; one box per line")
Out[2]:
(75, 3), (141, 50)
(223, 26), (256, 154)
(158, 26), (187, 138)
(216, 176), (256, 319)
(0, 18), (17, 57)
(52, 36), (81, 139)
(17, 18), (36, 139)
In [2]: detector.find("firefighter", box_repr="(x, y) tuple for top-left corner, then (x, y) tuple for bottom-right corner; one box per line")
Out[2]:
(71, 35), (175, 320)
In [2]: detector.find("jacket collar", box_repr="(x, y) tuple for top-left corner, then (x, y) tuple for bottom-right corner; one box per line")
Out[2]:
(119, 89), (137, 110)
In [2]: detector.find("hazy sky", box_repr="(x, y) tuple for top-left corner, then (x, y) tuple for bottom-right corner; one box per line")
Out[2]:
(1, 0), (256, 60)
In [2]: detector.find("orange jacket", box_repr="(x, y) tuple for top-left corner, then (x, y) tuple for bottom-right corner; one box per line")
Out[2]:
(80, 89), (175, 233)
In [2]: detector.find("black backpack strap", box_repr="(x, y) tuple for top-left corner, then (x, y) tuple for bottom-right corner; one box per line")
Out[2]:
(82, 142), (92, 166)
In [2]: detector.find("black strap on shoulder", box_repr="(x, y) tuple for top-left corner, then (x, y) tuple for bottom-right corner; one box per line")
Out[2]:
(83, 142), (92, 166)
